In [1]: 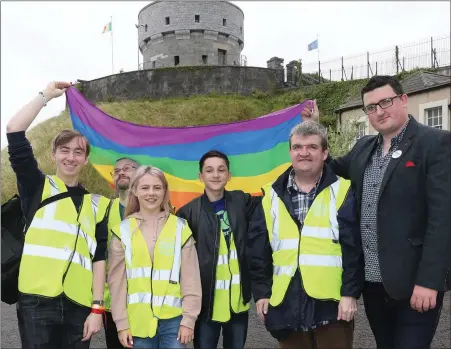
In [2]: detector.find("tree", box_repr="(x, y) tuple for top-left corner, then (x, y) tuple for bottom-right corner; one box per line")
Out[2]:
(327, 117), (359, 157)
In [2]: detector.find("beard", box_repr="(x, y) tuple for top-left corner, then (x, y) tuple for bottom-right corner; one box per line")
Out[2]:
(116, 180), (130, 191)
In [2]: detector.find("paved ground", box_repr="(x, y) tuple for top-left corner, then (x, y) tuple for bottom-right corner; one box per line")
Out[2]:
(2, 294), (449, 348)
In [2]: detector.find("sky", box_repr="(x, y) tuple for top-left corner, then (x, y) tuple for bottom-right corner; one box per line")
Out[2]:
(1, 1), (450, 149)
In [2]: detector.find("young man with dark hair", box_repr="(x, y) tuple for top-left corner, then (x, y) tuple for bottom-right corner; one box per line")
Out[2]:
(302, 75), (451, 349)
(7, 81), (110, 348)
(176, 150), (260, 349)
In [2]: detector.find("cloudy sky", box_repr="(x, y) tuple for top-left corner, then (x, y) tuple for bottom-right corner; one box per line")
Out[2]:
(1, 1), (450, 148)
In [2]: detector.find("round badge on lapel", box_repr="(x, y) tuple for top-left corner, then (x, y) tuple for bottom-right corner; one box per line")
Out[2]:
(392, 150), (402, 158)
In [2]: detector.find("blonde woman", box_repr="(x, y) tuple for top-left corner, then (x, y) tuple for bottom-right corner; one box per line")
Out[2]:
(108, 166), (202, 348)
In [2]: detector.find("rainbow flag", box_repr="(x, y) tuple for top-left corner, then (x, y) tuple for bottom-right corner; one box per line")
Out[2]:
(102, 21), (112, 33)
(66, 87), (306, 209)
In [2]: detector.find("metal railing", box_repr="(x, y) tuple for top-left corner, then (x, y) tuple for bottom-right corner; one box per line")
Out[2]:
(295, 35), (450, 84)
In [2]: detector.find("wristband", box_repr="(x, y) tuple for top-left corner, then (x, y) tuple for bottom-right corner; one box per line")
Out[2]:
(91, 304), (105, 310)
(91, 307), (105, 314)
(38, 91), (48, 106)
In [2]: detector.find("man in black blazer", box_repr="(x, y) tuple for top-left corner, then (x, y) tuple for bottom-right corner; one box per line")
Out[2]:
(302, 75), (450, 349)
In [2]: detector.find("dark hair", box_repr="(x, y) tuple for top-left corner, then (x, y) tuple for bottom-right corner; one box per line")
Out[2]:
(361, 75), (405, 101)
(52, 129), (90, 156)
(199, 150), (230, 172)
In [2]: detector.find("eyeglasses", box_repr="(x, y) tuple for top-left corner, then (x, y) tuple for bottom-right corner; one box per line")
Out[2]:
(362, 94), (402, 115)
(110, 165), (137, 177)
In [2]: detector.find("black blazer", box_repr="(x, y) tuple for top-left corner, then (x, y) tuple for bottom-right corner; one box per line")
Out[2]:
(328, 116), (451, 300)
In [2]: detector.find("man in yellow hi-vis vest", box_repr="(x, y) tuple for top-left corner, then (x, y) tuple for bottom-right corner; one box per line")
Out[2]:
(248, 121), (364, 349)
(103, 157), (139, 349)
(6, 81), (109, 349)
(177, 150), (261, 349)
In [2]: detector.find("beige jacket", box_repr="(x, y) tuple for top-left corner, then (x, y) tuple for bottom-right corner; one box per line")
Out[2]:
(107, 211), (202, 331)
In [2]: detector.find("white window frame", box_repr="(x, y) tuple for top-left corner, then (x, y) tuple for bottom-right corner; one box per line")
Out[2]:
(419, 98), (449, 131)
(356, 115), (369, 139)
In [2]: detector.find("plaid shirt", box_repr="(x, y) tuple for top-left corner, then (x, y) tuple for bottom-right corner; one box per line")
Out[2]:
(286, 169), (331, 331)
(287, 169), (322, 224)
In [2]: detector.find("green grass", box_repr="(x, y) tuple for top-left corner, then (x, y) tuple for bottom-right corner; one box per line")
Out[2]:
(1, 68), (427, 204)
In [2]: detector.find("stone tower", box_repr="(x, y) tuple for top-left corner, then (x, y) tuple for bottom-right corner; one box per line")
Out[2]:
(137, 0), (244, 69)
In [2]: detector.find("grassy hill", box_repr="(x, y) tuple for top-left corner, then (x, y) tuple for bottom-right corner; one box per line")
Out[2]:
(2, 70), (423, 204)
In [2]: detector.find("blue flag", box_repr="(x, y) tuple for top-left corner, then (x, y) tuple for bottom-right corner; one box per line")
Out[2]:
(308, 39), (318, 51)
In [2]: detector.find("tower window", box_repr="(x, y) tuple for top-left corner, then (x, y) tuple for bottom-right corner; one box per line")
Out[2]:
(165, 17), (170, 25)
(202, 55), (208, 64)
(195, 15), (200, 23)
(223, 18), (226, 26)
(174, 56), (180, 66)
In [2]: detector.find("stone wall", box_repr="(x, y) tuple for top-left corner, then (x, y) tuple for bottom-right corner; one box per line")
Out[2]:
(79, 66), (284, 103)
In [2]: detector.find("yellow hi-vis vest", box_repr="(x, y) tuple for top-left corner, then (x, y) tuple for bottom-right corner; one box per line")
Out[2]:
(19, 175), (110, 307)
(104, 198), (122, 311)
(112, 214), (192, 338)
(212, 231), (250, 322)
(261, 177), (351, 307)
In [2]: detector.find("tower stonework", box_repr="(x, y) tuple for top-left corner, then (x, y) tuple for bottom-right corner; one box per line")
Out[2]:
(138, 0), (244, 69)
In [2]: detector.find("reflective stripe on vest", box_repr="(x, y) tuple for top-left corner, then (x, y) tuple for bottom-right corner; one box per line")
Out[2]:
(19, 175), (109, 307)
(211, 230), (250, 322)
(263, 177), (350, 306)
(104, 198), (121, 311)
(127, 293), (182, 308)
(113, 215), (191, 338)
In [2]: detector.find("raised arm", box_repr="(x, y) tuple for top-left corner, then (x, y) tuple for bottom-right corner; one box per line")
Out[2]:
(6, 81), (71, 133)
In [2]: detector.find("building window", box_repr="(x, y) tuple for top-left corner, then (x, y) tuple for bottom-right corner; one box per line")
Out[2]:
(223, 18), (226, 26)
(165, 17), (170, 25)
(195, 15), (200, 23)
(202, 55), (208, 64)
(425, 106), (443, 129)
(356, 122), (366, 139)
(174, 56), (180, 66)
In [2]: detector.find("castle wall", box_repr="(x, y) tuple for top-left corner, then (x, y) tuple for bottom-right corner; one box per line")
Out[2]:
(78, 66), (284, 103)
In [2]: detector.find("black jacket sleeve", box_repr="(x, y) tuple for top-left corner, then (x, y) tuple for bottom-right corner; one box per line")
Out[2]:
(247, 201), (273, 301)
(7, 131), (45, 215)
(416, 130), (451, 290)
(244, 193), (262, 223)
(93, 218), (108, 262)
(337, 188), (364, 298)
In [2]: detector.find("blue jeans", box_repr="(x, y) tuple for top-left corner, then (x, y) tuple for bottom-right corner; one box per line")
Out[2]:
(17, 293), (91, 349)
(133, 315), (185, 349)
(194, 312), (248, 349)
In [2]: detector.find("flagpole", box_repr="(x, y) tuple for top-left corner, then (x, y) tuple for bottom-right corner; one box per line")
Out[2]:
(317, 33), (320, 63)
(111, 16), (114, 74)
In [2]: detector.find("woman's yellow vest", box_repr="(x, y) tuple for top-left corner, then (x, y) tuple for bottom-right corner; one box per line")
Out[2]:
(112, 214), (192, 338)
(211, 231), (250, 322)
(18, 175), (110, 307)
(261, 177), (351, 307)
(104, 198), (122, 311)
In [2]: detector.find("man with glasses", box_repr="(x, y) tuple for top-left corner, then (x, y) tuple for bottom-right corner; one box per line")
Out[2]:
(103, 158), (139, 348)
(301, 75), (450, 349)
